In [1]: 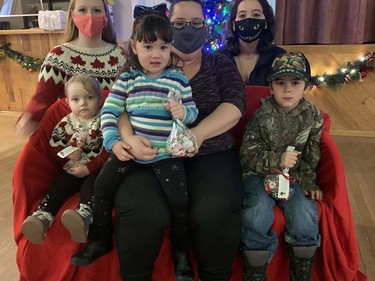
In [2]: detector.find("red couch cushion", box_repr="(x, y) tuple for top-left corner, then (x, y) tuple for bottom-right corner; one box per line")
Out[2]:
(13, 87), (367, 281)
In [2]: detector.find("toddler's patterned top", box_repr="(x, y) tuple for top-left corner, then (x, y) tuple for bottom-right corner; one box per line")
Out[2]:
(49, 112), (105, 174)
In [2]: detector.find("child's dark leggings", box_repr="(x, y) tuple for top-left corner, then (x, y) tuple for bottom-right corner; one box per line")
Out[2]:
(91, 154), (190, 252)
(37, 172), (96, 216)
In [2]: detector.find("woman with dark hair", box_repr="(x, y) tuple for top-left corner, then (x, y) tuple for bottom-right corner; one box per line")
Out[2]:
(220, 0), (285, 85)
(85, 0), (246, 280)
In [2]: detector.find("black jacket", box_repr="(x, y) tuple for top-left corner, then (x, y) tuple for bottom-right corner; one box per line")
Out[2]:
(219, 45), (286, 86)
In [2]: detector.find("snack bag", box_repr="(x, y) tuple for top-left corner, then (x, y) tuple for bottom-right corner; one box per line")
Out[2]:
(264, 146), (297, 201)
(166, 119), (198, 157)
(60, 122), (89, 171)
(264, 173), (295, 201)
(165, 90), (198, 157)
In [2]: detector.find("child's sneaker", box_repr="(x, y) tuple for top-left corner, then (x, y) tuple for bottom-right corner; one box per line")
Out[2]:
(61, 203), (93, 243)
(21, 210), (54, 244)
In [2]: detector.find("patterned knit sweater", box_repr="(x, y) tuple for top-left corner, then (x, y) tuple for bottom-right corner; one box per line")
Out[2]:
(49, 112), (109, 174)
(25, 42), (126, 122)
(101, 68), (198, 164)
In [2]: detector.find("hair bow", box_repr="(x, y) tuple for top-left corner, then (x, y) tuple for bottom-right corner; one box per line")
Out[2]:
(133, 3), (168, 19)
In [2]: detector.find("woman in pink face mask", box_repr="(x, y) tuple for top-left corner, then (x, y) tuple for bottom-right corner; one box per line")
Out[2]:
(15, 0), (126, 137)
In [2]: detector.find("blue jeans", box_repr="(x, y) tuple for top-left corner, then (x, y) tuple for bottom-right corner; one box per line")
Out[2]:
(242, 175), (320, 261)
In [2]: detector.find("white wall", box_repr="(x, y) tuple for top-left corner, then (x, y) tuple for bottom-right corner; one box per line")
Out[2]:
(112, 0), (168, 43)
(268, 0), (276, 13)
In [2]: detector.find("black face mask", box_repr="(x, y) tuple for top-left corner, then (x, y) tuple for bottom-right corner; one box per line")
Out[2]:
(172, 25), (207, 54)
(234, 18), (267, 43)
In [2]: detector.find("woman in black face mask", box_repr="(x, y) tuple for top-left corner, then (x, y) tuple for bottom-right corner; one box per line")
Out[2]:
(220, 0), (286, 85)
(111, 1), (246, 280)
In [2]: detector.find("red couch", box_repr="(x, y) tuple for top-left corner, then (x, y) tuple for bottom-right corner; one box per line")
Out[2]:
(13, 86), (367, 281)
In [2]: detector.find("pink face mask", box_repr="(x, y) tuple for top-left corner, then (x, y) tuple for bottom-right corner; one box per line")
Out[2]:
(73, 15), (108, 38)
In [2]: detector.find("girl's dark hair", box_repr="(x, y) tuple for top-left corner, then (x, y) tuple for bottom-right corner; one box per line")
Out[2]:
(123, 12), (180, 72)
(169, 0), (205, 19)
(224, 0), (276, 55)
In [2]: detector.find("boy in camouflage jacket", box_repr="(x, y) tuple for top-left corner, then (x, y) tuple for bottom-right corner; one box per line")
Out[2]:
(240, 52), (323, 281)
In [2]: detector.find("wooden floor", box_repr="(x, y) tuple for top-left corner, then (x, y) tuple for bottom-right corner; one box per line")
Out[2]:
(335, 136), (375, 280)
(1, 112), (375, 280)
(0, 112), (27, 281)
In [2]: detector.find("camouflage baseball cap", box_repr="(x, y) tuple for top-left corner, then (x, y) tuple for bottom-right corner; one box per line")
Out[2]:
(267, 52), (311, 82)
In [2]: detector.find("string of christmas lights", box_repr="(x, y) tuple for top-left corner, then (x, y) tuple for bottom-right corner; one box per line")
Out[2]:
(202, 0), (231, 52)
(311, 52), (375, 90)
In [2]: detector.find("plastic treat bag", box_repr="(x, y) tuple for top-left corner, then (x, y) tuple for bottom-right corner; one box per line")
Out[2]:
(61, 122), (89, 171)
(264, 146), (297, 201)
(165, 90), (198, 157)
(264, 173), (294, 201)
(264, 170), (295, 201)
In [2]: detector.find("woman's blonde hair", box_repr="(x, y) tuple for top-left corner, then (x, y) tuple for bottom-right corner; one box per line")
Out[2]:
(65, 75), (102, 99)
(64, 0), (117, 44)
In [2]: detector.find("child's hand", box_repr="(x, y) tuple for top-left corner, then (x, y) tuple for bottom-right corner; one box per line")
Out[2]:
(305, 190), (324, 200)
(67, 163), (89, 178)
(112, 141), (133, 161)
(167, 102), (185, 120)
(67, 149), (82, 161)
(280, 151), (301, 169)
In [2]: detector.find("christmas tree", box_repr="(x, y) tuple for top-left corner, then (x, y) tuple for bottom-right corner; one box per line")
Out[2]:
(202, 0), (232, 52)
(167, 0), (232, 52)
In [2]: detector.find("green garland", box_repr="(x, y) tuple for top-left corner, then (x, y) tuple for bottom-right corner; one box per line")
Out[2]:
(311, 52), (375, 90)
(0, 43), (43, 72)
(0, 42), (374, 90)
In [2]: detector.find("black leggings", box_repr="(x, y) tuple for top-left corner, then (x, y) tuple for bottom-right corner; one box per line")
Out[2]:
(91, 154), (190, 252)
(37, 171), (95, 216)
(114, 149), (243, 281)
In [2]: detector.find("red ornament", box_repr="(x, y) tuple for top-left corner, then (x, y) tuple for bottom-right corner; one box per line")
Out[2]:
(369, 57), (375, 62)
(344, 74), (351, 82)
(28, 69), (34, 73)
(360, 71), (368, 79)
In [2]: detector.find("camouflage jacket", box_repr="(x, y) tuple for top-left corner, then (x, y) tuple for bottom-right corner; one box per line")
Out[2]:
(240, 96), (323, 191)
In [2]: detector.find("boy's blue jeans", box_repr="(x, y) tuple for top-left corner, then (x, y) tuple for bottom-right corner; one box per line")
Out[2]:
(242, 175), (321, 261)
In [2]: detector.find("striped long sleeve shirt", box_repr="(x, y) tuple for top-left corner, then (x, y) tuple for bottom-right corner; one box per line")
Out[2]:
(101, 68), (198, 163)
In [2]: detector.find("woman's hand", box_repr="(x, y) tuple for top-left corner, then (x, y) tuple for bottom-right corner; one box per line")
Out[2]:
(125, 135), (158, 161)
(15, 112), (38, 137)
(112, 141), (133, 161)
(189, 127), (204, 148)
(66, 163), (90, 178)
